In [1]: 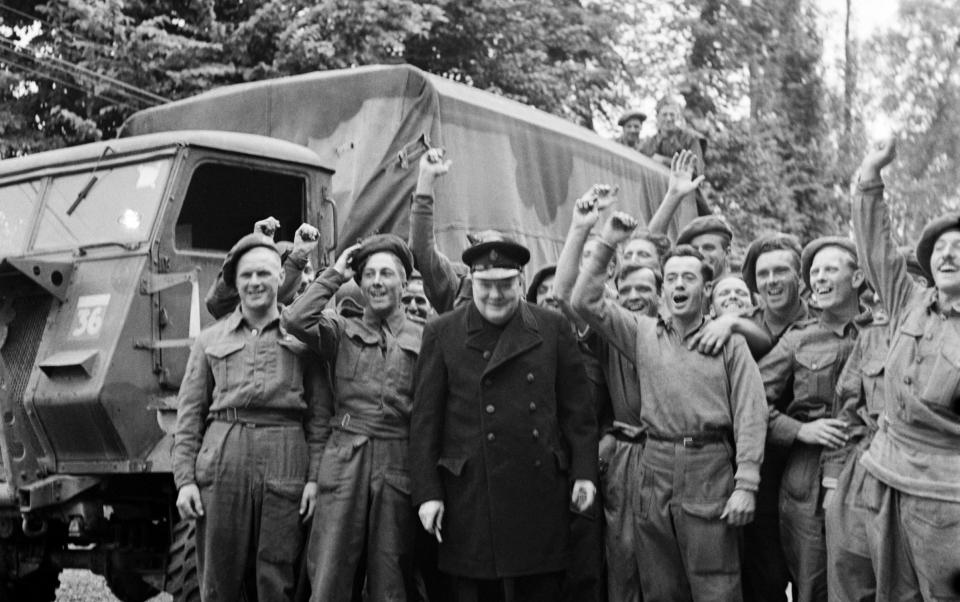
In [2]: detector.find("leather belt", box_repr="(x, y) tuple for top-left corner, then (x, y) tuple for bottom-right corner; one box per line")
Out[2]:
(645, 429), (731, 448)
(208, 407), (303, 426)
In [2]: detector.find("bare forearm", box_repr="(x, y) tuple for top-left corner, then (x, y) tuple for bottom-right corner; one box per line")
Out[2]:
(647, 191), (684, 235)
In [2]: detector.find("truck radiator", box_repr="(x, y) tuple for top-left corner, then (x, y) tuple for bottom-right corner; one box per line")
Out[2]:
(0, 290), (53, 483)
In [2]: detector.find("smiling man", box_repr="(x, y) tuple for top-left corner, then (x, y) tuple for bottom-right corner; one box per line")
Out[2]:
(757, 236), (865, 602)
(410, 237), (597, 602)
(572, 211), (766, 602)
(846, 136), (960, 600)
(282, 234), (422, 601)
(173, 233), (325, 602)
(711, 274), (753, 317)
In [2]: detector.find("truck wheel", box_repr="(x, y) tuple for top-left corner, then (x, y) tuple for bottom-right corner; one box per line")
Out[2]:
(2, 563), (60, 602)
(165, 519), (200, 602)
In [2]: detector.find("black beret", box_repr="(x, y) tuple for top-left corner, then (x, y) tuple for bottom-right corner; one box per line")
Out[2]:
(348, 233), (414, 285)
(223, 233), (280, 288)
(618, 109), (647, 126)
(676, 216), (734, 247)
(462, 238), (530, 280)
(800, 236), (859, 289)
(742, 233), (803, 295)
(916, 213), (960, 282)
(526, 265), (557, 303)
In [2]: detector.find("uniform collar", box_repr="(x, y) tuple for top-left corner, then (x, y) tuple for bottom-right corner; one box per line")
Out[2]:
(656, 309), (707, 340)
(224, 304), (281, 333)
(925, 287), (960, 318)
(362, 305), (407, 336)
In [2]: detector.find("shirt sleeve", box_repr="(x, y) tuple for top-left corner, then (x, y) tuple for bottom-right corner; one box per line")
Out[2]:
(570, 242), (640, 365)
(725, 336), (767, 492)
(281, 267), (345, 359)
(852, 179), (918, 326)
(302, 356), (334, 482)
(408, 193), (466, 313)
(172, 337), (214, 490)
(278, 249), (309, 306)
(758, 334), (803, 447)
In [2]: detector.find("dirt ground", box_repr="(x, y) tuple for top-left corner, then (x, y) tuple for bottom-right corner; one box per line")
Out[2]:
(55, 569), (171, 602)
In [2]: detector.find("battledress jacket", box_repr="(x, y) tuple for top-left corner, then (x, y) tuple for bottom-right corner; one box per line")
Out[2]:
(410, 301), (598, 579)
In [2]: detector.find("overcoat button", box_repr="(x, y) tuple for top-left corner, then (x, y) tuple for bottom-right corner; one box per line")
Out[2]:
(486, 404), (495, 414)
(526, 373), (534, 383)
(487, 432), (495, 441)
(534, 459), (542, 468)
(529, 402), (537, 412)
(483, 350), (491, 360)
(532, 428), (540, 439)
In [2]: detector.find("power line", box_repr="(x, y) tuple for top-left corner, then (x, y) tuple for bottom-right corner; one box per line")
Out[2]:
(0, 37), (166, 108)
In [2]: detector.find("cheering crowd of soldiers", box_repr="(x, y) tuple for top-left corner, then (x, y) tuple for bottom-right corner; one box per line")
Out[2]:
(171, 120), (960, 602)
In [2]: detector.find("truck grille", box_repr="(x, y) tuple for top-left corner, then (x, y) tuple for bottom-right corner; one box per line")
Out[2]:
(1, 294), (52, 405)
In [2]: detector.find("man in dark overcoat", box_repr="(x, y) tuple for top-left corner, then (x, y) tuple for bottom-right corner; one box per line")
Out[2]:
(410, 238), (598, 602)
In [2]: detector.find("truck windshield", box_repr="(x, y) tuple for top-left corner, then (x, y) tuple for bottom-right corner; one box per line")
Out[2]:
(0, 179), (42, 257)
(31, 159), (172, 252)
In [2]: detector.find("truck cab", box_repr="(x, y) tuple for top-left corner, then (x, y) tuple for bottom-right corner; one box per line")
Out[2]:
(0, 130), (334, 600)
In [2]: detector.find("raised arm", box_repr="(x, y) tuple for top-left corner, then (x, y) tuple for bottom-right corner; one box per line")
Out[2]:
(555, 185), (616, 330)
(647, 149), (704, 235)
(852, 136), (917, 321)
(281, 244), (360, 358)
(571, 212), (641, 363)
(408, 148), (463, 313)
(278, 223), (320, 305)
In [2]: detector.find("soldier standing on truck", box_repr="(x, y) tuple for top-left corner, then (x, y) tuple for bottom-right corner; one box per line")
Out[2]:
(173, 233), (326, 602)
(282, 234), (422, 602)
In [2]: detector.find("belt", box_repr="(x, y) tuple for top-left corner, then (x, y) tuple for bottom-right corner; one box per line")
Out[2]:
(610, 420), (646, 443)
(644, 429), (731, 448)
(208, 407), (303, 426)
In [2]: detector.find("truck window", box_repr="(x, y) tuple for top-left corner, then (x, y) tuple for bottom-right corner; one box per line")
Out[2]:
(0, 179), (41, 257)
(176, 163), (306, 252)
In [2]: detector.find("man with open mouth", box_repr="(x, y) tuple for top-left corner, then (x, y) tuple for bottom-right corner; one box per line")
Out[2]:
(757, 234), (866, 602)
(572, 210), (766, 602)
(841, 135), (960, 600)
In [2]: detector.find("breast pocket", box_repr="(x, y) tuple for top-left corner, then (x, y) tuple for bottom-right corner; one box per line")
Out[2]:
(919, 345), (960, 418)
(393, 339), (420, 402)
(277, 337), (308, 392)
(204, 341), (245, 392)
(861, 358), (885, 413)
(795, 348), (838, 408)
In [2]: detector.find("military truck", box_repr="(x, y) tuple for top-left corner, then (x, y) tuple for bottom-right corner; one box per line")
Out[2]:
(0, 65), (692, 600)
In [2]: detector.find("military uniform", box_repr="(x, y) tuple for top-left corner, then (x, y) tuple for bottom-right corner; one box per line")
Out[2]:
(758, 312), (860, 602)
(407, 193), (472, 312)
(282, 236), (423, 602)
(821, 311), (889, 601)
(850, 178), (960, 600)
(574, 243), (767, 602)
(173, 306), (327, 602)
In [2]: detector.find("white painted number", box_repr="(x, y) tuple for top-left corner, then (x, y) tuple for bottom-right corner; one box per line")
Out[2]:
(71, 294), (110, 338)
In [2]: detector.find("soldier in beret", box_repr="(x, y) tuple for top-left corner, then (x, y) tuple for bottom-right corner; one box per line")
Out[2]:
(410, 237), (597, 601)
(616, 109), (647, 151)
(173, 233), (326, 602)
(282, 234), (422, 601)
(845, 135), (960, 600)
(402, 270), (435, 323)
(676, 214), (735, 280)
(757, 236), (866, 602)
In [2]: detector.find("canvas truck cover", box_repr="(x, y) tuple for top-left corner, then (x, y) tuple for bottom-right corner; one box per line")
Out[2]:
(121, 64), (694, 272)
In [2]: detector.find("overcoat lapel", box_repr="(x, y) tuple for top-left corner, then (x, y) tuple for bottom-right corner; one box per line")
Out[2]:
(483, 303), (542, 376)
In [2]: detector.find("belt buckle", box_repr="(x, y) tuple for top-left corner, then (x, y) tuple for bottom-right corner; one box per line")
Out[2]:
(682, 436), (696, 448)
(225, 407), (239, 422)
(341, 413), (351, 428)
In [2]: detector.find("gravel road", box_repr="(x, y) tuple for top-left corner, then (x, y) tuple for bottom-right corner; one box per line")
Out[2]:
(56, 569), (171, 602)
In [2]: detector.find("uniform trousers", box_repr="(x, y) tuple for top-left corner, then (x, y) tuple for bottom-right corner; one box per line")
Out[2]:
(635, 438), (742, 602)
(307, 431), (416, 602)
(825, 456), (960, 602)
(447, 571), (563, 602)
(602, 437), (644, 602)
(196, 421), (310, 602)
(779, 443), (827, 602)
(741, 446), (789, 602)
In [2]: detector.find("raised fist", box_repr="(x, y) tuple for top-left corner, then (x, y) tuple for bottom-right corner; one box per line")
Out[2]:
(253, 216), (281, 238)
(601, 211), (639, 246)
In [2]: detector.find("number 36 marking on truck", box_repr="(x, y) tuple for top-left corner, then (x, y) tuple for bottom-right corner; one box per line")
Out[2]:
(71, 294), (111, 338)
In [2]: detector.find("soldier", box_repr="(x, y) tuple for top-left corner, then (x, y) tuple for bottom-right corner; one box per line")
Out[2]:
(402, 270), (434, 323)
(616, 109), (647, 152)
(757, 236), (866, 602)
(410, 237), (598, 601)
(847, 136), (960, 599)
(639, 98), (705, 171)
(173, 233), (325, 602)
(572, 212), (767, 601)
(735, 232), (812, 602)
(711, 274), (753, 317)
(526, 265), (560, 311)
(676, 215), (735, 280)
(281, 234), (422, 602)
(205, 217), (319, 319)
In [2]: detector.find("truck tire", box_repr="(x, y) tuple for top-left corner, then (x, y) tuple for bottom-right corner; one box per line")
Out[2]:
(2, 563), (60, 602)
(165, 519), (200, 602)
